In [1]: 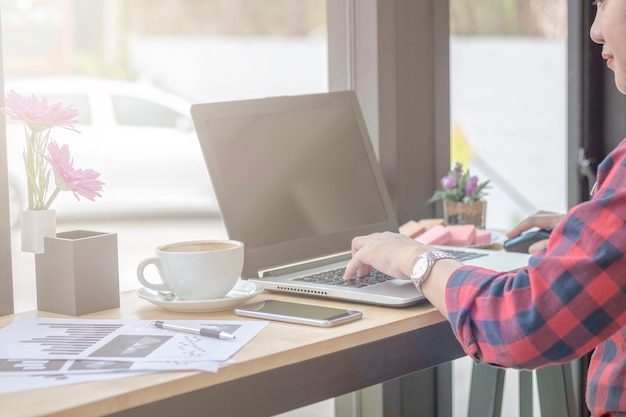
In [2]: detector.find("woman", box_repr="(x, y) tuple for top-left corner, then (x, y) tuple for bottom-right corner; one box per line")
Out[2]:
(344, 1), (626, 415)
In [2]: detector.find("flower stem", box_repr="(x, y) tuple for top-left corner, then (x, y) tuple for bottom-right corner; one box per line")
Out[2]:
(43, 188), (60, 210)
(23, 126), (52, 210)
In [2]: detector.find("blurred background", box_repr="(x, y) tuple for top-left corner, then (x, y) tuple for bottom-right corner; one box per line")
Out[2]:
(1, 1), (567, 416)
(3, 0), (567, 231)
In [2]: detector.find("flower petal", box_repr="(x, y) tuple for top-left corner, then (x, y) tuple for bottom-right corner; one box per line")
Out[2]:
(45, 141), (104, 201)
(1, 90), (80, 133)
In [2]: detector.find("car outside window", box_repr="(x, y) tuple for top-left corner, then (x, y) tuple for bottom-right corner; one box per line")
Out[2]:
(38, 94), (92, 125)
(112, 95), (187, 128)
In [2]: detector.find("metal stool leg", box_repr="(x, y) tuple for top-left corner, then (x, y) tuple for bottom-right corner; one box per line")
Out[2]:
(519, 370), (533, 417)
(536, 363), (579, 417)
(467, 360), (583, 417)
(467, 363), (505, 417)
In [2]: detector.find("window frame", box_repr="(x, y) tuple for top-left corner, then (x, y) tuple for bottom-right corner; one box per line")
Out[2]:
(0, 0), (452, 316)
(327, 1), (453, 413)
(568, 0), (626, 210)
(0, 12), (15, 315)
(327, 0), (450, 224)
(0, 0), (598, 321)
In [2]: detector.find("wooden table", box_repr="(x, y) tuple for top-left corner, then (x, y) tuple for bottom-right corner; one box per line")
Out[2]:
(0, 290), (465, 417)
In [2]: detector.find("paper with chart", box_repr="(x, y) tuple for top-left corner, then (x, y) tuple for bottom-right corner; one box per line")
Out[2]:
(0, 368), (157, 395)
(0, 317), (268, 369)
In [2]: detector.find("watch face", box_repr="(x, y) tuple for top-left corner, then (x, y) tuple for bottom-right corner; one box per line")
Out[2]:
(413, 256), (429, 278)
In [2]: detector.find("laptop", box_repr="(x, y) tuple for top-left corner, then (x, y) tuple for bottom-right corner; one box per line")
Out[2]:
(190, 91), (530, 307)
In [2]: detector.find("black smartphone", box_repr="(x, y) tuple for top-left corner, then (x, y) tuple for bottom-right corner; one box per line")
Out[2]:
(235, 300), (363, 327)
(503, 229), (552, 253)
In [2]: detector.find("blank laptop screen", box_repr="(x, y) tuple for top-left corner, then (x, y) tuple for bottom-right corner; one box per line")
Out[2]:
(204, 105), (388, 250)
(192, 91), (399, 278)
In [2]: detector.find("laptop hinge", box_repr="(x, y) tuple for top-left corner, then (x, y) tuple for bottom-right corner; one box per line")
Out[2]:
(258, 251), (352, 278)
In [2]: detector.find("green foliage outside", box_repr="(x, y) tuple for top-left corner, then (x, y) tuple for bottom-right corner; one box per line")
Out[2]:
(451, 0), (566, 37)
(124, 0), (565, 38)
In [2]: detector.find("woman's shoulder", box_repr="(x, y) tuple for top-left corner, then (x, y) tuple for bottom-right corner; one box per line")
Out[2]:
(593, 138), (626, 195)
(598, 139), (626, 174)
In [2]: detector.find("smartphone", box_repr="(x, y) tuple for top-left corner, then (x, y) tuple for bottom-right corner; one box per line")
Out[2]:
(503, 228), (552, 253)
(235, 299), (363, 327)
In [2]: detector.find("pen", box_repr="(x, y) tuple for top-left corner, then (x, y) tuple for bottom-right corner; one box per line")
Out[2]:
(151, 320), (236, 340)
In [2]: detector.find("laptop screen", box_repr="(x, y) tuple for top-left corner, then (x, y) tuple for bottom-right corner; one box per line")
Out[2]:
(191, 91), (398, 277)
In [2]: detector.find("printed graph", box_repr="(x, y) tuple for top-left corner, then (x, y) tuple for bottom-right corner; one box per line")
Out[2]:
(20, 322), (124, 356)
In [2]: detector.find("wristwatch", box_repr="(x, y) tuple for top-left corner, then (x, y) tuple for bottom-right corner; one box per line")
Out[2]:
(409, 251), (456, 292)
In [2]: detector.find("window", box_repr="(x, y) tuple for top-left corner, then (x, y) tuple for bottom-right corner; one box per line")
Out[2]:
(449, 2), (568, 416)
(2, 0), (328, 313)
(38, 95), (92, 125)
(112, 96), (187, 128)
(450, 0), (568, 230)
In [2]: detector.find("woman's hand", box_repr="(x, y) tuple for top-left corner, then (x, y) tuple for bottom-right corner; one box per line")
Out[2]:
(506, 211), (564, 253)
(344, 231), (462, 319)
(343, 232), (424, 281)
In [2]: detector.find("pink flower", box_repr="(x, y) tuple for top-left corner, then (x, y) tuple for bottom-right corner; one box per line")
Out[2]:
(2, 90), (103, 210)
(1, 90), (79, 133)
(45, 141), (104, 203)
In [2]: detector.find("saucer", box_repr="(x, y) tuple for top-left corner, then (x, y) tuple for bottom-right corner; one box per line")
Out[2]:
(137, 280), (264, 313)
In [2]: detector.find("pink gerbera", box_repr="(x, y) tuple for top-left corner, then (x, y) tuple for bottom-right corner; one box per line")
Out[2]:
(2, 90), (79, 133)
(2, 90), (103, 211)
(44, 141), (104, 207)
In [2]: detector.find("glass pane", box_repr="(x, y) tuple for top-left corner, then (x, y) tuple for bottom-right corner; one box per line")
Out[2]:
(112, 95), (186, 128)
(450, 1), (568, 230)
(2, 0), (328, 313)
(449, 2), (567, 417)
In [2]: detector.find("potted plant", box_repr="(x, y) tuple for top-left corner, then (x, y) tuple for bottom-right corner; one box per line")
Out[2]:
(1, 91), (104, 253)
(428, 162), (490, 228)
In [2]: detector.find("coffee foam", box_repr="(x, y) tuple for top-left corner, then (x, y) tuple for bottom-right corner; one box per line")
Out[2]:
(161, 241), (238, 253)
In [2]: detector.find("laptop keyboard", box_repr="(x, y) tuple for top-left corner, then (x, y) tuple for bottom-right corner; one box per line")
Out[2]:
(443, 249), (488, 262)
(294, 267), (394, 288)
(293, 249), (487, 288)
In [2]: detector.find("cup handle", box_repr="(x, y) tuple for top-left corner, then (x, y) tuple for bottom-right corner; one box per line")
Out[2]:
(137, 257), (170, 292)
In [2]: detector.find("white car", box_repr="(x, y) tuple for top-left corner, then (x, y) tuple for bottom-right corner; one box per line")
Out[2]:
(5, 77), (218, 225)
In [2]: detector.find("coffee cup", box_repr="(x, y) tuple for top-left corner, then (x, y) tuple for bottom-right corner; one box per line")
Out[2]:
(137, 240), (243, 300)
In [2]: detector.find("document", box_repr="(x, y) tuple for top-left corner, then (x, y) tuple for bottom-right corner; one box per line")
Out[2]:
(0, 317), (267, 362)
(0, 317), (269, 395)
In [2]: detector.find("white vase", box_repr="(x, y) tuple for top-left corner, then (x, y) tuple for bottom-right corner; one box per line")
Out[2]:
(21, 209), (56, 254)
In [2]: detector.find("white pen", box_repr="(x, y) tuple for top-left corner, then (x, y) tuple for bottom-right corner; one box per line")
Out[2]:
(151, 320), (236, 340)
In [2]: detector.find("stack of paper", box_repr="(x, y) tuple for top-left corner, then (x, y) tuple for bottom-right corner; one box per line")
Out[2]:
(0, 317), (268, 394)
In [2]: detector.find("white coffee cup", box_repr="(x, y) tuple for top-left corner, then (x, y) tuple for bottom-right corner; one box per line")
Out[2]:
(137, 240), (243, 300)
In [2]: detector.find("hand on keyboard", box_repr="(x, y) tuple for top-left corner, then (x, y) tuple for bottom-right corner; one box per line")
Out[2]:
(294, 267), (394, 288)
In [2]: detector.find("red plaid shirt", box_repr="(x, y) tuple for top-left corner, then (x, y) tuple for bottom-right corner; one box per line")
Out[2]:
(446, 139), (626, 417)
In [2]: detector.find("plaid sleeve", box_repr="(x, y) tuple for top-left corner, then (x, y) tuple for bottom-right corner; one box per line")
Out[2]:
(446, 139), (626, 370)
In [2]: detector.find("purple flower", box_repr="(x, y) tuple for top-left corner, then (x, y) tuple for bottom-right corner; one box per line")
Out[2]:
(454, 163), (464, 177)
(428, 161), (490, 204)
(465, 175), (479, 197)
(441, 175), (457, 190)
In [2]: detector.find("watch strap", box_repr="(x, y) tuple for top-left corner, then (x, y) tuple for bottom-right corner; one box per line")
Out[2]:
(409, 251), (456, 292)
